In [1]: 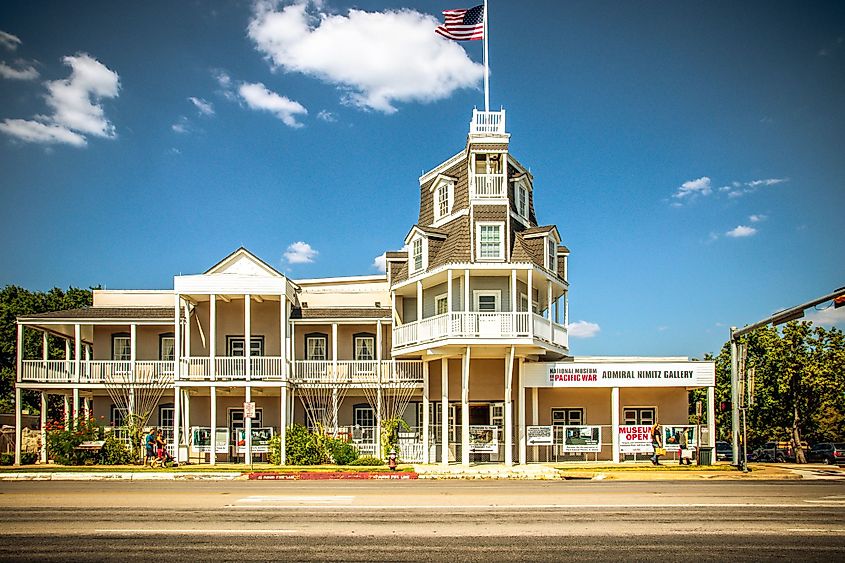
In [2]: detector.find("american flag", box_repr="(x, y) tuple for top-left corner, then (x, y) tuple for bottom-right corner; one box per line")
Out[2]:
(435, 5), (484, 41)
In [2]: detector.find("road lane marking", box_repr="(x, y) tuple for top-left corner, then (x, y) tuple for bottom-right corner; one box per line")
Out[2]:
(224, 502), (845, 510)
(235, 495), (354, 504)
(95, 529), (296, 534)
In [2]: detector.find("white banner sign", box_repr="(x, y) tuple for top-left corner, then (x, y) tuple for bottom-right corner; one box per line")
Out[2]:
(468, 425), (498, 453)
(562, 426), (602, 453)
(190, 427), (229, 454)
(619, 425), (654, 454)
(527, 425), (554, 446)
(523, 362), (715, 388)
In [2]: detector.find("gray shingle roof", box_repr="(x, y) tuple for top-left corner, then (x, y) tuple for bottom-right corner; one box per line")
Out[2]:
(291, 307), (391, 320)
(18, 307), (176, 321)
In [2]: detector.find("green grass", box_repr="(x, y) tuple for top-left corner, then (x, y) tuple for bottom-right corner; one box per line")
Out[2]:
(554, 463), (738, 472)
(0, 462), (407, 473)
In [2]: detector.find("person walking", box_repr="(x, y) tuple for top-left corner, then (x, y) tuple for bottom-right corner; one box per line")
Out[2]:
(144, 428), (157, 466)
(679, 428), (691, 465)
(650, 422), (663, 465)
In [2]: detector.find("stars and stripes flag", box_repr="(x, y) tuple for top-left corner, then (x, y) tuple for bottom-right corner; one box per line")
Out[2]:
(435, 5), (484, 41)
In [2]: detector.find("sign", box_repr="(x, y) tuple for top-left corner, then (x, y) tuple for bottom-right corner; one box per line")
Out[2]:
(243, 401), (256, 419)
(190, 427), (229, 454)
(468, 425), (498, 453)
(523, 362), (716, 388)
(527, 425), (554, 446)
(619, 425), (654, 454)
(236, 427), (274, 454)
(562, 426), (602, 453)
(663, 425), (698, 452)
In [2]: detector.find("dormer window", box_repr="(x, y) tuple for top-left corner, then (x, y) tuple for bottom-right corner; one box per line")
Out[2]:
(515, 182), (528, 218)
(547, 237), (557, 273)
(431, 176), (455, 223)
(477, 222), (504, 260)
(412, 238), (424, 272)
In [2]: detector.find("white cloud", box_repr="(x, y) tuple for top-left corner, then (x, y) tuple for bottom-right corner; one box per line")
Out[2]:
(0, 30), (21, 51)
(239, 81), (307, 128)
(725, 225), (757, 238)
(189, 96), (214, 116)
(247, 1), (483, 113)
(171, 116), (189, 134)
(749, 214), (767, 223)
(0, 53), (119, 146)
(372, 253), (386, 272)
(317, 109), (336, 122)
(728, 177), (789, 199)
(0, 60), (39, 80)
(567, 320), (601, 339)
(672, 176), (712, 202)
(804, 305), (845, 328)
(284, 241), (318, 263)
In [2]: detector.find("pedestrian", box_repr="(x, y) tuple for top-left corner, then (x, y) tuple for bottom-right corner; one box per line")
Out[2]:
(679, 428), (691, 465)
(144, 427), (157, 466)
(155, 429), (174, 467)
(650, 422), (663, 465)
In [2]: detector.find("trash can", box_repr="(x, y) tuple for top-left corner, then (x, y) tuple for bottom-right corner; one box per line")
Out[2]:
(697, 447), (713, 466)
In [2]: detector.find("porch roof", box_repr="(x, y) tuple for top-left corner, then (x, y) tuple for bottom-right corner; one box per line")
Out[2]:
(18, 307), (177, 323)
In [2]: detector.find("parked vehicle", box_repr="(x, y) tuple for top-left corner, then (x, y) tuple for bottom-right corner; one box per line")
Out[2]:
(751, 441), (808, 463)
(715, 441), (733, 462)
(806, 443), (845, 465)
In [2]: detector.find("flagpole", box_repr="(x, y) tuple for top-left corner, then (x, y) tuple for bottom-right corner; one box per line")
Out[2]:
(483, 0), (489, 112)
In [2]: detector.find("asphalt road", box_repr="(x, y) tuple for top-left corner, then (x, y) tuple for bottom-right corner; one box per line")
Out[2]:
(1, 480), (844, 561)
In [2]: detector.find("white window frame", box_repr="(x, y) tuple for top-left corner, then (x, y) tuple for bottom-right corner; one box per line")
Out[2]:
(112, 334), (131, 361)
(519, 293), (529, 313)
(353, 404), (375, 428)
(434, 180), (453, 221)
(410, 236), (427, 274)
(435, 293), (448, 316)
(546, 237), (557, 273)
(623, 407), (657, 426)
(476, 221), (505, 261)
(305, 334), (328, 361)
(227, 336), (264, 357)
(353, 334), (376, 361)
(159, 335), (175, 362)
(473, 290), (501, 312)
(515, 182), (529, 218)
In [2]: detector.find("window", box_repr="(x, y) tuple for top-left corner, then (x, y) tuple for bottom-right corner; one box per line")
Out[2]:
(473, 290), (501, 312)
(305, 333), (328, 361)
(519, 293), (529, 313)
(111, 333), (131, 361)
(227, 336), (264, 357)
(435, 181), (452, 220)
(435, 294), (448, 315)
(159, 334), (175, 361)
(516, 183), (528, 218)
(623, 407), (656, 426)
(110, 404), (126, 427)
(353, 405), (375, 428)
(552, 408), (584, 426)
(477, 222), (504, 260)
(353, 333), (375, 361)
(412, 238), (423, 272)
(547, 238), (557, 272)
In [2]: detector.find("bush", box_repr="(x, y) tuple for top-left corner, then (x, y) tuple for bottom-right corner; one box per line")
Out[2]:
(99, 434), (132, 465)
(348, 456), (385, 466)
(283, 424), (328, 465)
(326, 437), (359, 465)
(0, 452), (38, 465)
(45, 415), (102, 465)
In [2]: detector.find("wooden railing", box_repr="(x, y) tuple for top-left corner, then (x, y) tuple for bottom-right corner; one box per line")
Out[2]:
(470, 173), (506, 198)
(393, 312), (567, 349)
(470, 109), (506, 135)
(291, 360), (423, 384)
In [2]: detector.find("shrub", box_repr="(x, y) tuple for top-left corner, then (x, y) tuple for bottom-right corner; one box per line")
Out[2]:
(381, 417), (410, 458)
(268, 434), (282, 465)
(99, 434), (132, 465)
(284, 424), (328, 465)
(326, 437), (359, 465)
(45, 415), (102, 465)
(348, 456), (385, 466)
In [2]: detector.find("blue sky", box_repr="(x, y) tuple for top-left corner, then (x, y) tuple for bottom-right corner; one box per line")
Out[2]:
(0, 0), (843, 359)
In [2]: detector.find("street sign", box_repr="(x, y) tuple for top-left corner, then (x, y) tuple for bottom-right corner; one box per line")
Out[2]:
(243, 401), (256, 419)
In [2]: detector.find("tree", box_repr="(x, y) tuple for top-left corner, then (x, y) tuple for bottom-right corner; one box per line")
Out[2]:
(0, 285), (94, 414)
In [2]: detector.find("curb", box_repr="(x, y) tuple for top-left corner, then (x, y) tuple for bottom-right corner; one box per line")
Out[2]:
(0, 472), (243, 481)
(248, 471), (418, 480)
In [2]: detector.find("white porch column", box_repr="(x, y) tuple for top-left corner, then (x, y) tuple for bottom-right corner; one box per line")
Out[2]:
(72, 388), (80, 430)
(209, 294), (216, 381)
(464, 269), (470, 311)
(331, 322), (338, 434)
(210, 386), (217, 466)
(128, 323), (136, 426)
(531, 387), (538, 461)
(504, 346), (515, 466)
(42, 332), (48, 363)
(527, 270), (534, 336)
(422, 360), (430, 464)
(447, 269), (453, 314)
(245, 295), (252, 463)
(546, 279), (553, 320)
(441, 357), (449, 466)
(183, 390), (191, 445)
(461, 346), (471, 466)
(173, 294), (181, 453)
(611, 387), (620, 463)
(376, 320), (383, 456)
(564, 291), (569, 325)
(280, 384), (288, 465)
(14, 387), (22, 466)
(707, 385), (716, 448)
(74, 324), (81, 383)
(511, 270), (517, 313)
(518, 357), (526, 465)
(416, 280), (423, 322)
(40, 392), (48, 463)
(63, 395), (70, 426)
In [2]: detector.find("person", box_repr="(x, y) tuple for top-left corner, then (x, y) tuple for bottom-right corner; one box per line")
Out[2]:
(155, 429), (175, 467)
(144, 428), (157, 466)
(650, 422), (663, 465)
(679, 428), (691, 465)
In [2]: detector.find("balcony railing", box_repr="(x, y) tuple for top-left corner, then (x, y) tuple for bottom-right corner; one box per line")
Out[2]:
(470, 109), (506, 135)
(392, 312), (567, 350)
(292, 360), (423, 385)
(470, 173), (506, 198)
(20, 360), (176, 384)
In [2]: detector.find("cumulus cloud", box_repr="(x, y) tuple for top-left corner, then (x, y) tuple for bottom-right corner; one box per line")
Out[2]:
(284, 241), (318, 264)
(749, 214), (767, 223)
(247, 0), (483, 113)
(672, 176), (712, 203)
(0, 30), (21, 51)
(0, 53), (119, 146)
(725, 225), (757, 238)
(372, 252), (386, 273)
(239, 81), (308, 128)
(0, 60), (39, 80)
(726, 177), (788, 198)
(189, 96), (214, 116)
(171, 116), (189, 134)
(567, 320), (601, 339)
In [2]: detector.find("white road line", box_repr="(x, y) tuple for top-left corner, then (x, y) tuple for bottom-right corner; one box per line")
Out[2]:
(224, 502), (845, 510)
(95, 529), (296, 534)
(235, 495), (354, 504)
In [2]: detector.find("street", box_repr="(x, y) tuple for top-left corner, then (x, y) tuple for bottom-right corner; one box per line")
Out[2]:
(1, 479), (844, 561)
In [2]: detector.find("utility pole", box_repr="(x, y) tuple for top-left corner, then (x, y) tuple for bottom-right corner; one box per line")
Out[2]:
(729, 286), (845, 471)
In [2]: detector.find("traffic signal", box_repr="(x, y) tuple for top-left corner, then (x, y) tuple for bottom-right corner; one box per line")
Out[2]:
(719, 401), (732, 412)
(835, 295), (845, 309)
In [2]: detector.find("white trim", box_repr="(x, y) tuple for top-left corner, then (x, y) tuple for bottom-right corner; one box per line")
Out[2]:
(419, 150), (465, 184)
(433, 178), (454, 222)
(431, 208), (468, 229)
(475, 221), (505, 261)
(434, 293), (448, 316)
(473, 289), (502, 312)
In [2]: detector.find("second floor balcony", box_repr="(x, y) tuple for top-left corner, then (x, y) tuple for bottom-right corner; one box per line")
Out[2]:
(392, 311), (567, 352)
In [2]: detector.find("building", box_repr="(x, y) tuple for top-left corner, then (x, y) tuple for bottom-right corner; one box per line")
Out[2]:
(12, 109), (715, 466)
